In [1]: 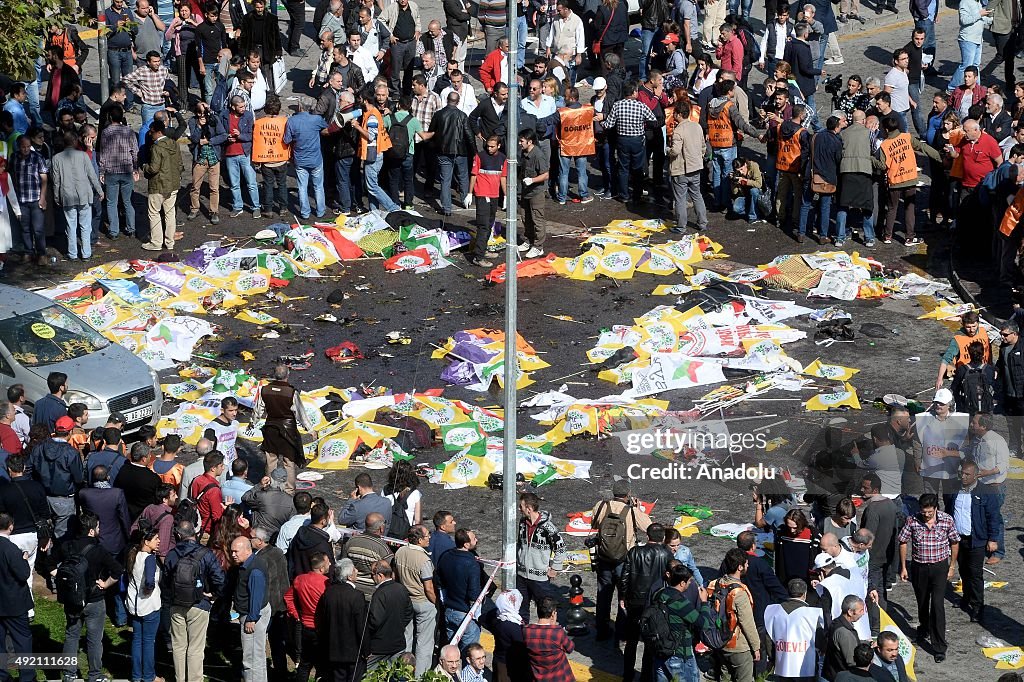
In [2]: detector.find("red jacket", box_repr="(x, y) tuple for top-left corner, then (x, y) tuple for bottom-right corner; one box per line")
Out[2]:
(950, 83), (987, 118)
(959, 131), (1002, 189)
(284, 572), (328, 628)
(715, 35), (744, 77)
(479, 48), (506, 94)
(190, 473), (224, 535)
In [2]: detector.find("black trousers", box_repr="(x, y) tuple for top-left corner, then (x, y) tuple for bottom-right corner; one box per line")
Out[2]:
(958, 539), (987, 615)
(323, 662), (357, 682)
(992, 31), (1018, 87)
(268, 611), (290, 679)
(286, 0), (306, 52)
(621, 604), (653, 682)
(1003, 395), (1024, 455)
(472, 196), (499, 258)
(294, 624), (320, 682)
(515, 575), (555, 622)
(595, 559), (622, 634)
(911, 559), (948, 653)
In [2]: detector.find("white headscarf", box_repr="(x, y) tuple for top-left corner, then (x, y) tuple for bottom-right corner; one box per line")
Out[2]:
(494, 589), (524, 625)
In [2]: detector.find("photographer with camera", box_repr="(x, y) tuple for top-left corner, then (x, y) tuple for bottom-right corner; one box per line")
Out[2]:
(587, 480), (651, 641)
(832, 74), (870, 117)
(729, 155), (766, 223)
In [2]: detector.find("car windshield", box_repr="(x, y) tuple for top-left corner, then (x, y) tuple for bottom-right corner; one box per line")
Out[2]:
(0, 305), (110, 367)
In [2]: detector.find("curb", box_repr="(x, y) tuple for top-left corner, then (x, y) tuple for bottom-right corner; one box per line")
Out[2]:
(947, 250), (1003, 326)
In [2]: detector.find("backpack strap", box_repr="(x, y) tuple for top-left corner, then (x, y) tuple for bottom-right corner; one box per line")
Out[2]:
(592, 500), (610, 531)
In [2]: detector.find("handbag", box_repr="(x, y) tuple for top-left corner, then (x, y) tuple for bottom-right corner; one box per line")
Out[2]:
(810, 134), (836, 195)
(592, 5), (615, 55)
(13, 478), (53, 542)
(271, 59), (287, 94)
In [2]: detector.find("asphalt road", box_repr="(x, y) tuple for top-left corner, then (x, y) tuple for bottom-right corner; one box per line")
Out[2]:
(21, 1), (1024, 679)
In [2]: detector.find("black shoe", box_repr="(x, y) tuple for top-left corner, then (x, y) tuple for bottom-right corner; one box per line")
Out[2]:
(934, 653), (946, 663)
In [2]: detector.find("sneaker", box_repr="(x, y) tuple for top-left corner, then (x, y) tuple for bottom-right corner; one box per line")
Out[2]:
(598, 190), (614, 199)
(557, 198), (567, 205)
(524, 246), (544, 258)
(187, 209), (200, 221)
(882, 238), (892, 244)
(108, 232), (120, 240)
(865, 239), (876, 247)
(230, 209), (244, 218)
(467, 256), (495, 267)
(835, 239), (846, 247)
(579, 196), (594, 204)
(796, 234), (805, 243)
(837, 13), (848, 22)
(905, 237), (921, 246)
(141, 243), (163, 251)
(853, 13), (866, 22)
(252, 208), (262, 219)
(517, 242), (532, 252)
(824, 57), (844, 66)
(211, 214), (220, 225)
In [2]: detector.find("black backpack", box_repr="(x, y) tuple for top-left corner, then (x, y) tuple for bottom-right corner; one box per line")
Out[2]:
(171, 546), (210, 608)
(385, 114), (411, 162)
(701, 581), (743, 651)
(389, 490), (412, 539)
(55, 544), (96, 614)
(957, 365), (994, 415)
(639, 588), (681, 658)
(593, 500), (639, 563)
(137, 510), (171, 536)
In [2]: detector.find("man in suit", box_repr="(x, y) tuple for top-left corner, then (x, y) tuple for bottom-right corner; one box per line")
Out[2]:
(78, 466), (131, 558)
(364, 560), (414, 673)
(783, 22), (824, 130)
(114, 442), (162, 522)
(469, 83), (509, 149)
(943, 460), (1002, 623)
(316, 558), (368, 682)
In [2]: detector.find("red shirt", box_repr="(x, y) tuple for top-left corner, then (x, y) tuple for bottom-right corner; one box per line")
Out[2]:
(0, 423), (22, 454)
(284, 572), (329, 628)
(959, 131), (1002, 188)
(225, 112), (244, 157)
(471, 151), (507, 199)
(190, 473), (224, 534)
(715, 35), (744, 77)
(523, 622), (575, 682)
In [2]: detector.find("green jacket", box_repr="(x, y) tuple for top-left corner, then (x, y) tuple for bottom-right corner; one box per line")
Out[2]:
(655, 586), (713, 659)
(143, 135), (184, 195)
(731, 160), (764, 197)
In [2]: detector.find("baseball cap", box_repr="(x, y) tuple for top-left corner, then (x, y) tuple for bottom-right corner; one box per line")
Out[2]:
(55, 416), (75, 432)
(592, 77), (607, 91)
(612, 480), (631, 497)
(108, 411), (127, 425)
(661, 33), (680, 45)
(813, 552), (836, 570)
(933, 388), (954, 405)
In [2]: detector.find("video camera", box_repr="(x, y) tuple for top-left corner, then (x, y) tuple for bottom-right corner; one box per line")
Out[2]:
(824, 73), (844, 98)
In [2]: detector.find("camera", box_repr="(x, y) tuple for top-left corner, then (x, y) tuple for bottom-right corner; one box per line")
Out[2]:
(824, 73), (843, 97)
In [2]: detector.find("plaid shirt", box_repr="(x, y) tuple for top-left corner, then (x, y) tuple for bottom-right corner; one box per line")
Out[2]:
(897, 510), (960, 564)
(522, 623), (574, 682)
(11, 149), (48, 204)
(123, 64), (170, 106)
(98, 123), (139, 174)
(602, 97), (657, 137)
(411, 91), (441, 131)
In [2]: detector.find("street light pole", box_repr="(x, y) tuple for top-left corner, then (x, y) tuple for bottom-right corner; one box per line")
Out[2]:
(97, 0), (110, 103)
(501, 4), (521, 592)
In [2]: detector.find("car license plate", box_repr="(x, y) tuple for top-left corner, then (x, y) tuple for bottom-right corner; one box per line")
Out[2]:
(123, 405), (154, 423)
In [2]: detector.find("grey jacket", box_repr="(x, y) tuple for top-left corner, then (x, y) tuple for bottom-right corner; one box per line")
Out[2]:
(839, 124), (884, 176)
(50, 148), (103, 207)
(669, 119), (706, 176)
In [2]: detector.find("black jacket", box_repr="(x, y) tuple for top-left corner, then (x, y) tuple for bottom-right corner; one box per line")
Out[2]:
(114, 462), (162, 522)
(256, 545), (289, 614)
(639, 0), (668, 30)
(77, 486), (132, 556)
(594, 2), (629, 47)
(996, 336), (1024, 398)
(619, 543), (673, 607)
(982, 110), (1013, 143)
(0, 476), (50, 540)
(783, 39), (820, 99)
(430, 104), (475, 156)
(810, 130), (844, 186)
(0, 535), (32, 617)
(469, 96), (507, 140)
(287, 523), (334, 579)
(869, 654), (911, 682)
(822, 615), (859, 680)
(57, 535), (122, 604)
(366, 579), (414, 656)
(239, 11), (282, 60)
(316, 579), (368, 663)
(442, 0), (471, 31)
(29, 438), (83, 497)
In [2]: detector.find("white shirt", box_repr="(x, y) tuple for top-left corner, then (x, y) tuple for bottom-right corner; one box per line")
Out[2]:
(276, 512), (343, 550)
(12, 406), (30, 446)
(349, 45), (379, 82)
(205, 417), (239, 467)
(440, 82), (478, 115)
(759, 21), (791, 62)
(545, 12), (586, 56)
(976, 430), (1010, 484)
(250, 68), (269, 111)
(954, 488), (974, 536)
(883, 67), (911, 112)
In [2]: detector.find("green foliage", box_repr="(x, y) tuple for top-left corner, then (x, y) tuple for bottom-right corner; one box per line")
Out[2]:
(360, 659), (451, 682)
(0, 0), (77, 80)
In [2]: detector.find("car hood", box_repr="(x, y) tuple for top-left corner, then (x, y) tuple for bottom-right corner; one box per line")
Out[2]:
(31, 344), (153, 402)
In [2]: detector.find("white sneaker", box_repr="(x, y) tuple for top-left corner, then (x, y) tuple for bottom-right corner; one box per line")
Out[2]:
(824, 57), (844, 65)
(517, 242), (531, 252)
(524, 246), (544, 258)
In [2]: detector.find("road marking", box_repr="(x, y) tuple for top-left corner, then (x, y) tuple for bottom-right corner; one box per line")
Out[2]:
(478, 630), (624, 681)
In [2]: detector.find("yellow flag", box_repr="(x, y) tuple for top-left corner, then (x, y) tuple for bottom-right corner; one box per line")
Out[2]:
(879, 607), (917, 680)
(802, 359), (861, 381)
(806, 383), (861, 411)
(235, 309), (280, 325)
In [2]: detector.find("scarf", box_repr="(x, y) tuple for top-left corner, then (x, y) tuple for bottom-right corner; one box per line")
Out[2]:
(93, 480), (112, 489)
(495, 589), (523, 624)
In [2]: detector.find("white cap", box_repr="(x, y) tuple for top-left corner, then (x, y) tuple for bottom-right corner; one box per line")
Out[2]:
(592, 77), (607, 91)
(933, 388), (954, 405)
(813, 552), (835, 570)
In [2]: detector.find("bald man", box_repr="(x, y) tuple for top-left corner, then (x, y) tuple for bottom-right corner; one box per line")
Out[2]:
(231, 536), (272, 682)
(341, 512), (396, 598)
(434, 644), (462, 680)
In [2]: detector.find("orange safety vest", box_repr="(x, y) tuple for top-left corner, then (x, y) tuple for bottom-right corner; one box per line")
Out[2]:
(776, 128), (803, 174)
(878, 132), (918, 185)
(953, 332), (991, 366)
(359, 106), (392, 160)
(251, 115), (290, 164)
(1001, 187), (1024, 236)
(153, 461), (185, 488)
(689, 105), (701, 123)
(707, 101), (735, 149)
(48, 31), (77, 68)
(556, 105), (596, 157)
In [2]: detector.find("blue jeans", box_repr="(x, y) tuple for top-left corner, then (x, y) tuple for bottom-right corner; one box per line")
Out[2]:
(950, 40), (983, 90)
(640, 29), (657, 80)
(225, 154), (260, 211)
(365, 152), (398, 212)
(655, 654), (700, 682)
(806, 93), (823, 132)
(64, 599), (106, 681)
(131, 610), (160, 682)
(63, 205), (92, 259)
(617, 135), (646, 201)
(107, 49), (135, 96)
(19, 201), (45, 254)
(710, 146), (737, 209)
(558, 155), (590, 201)
(596, 137), (613, 194)
(727, 0), (753, 18)
(733, 188), (761, 221)
(295, 163), (326, 218)
(516, 15), (528, 69)
(798, 184), (833, 237)
(836, 207), (875, 242)
(141, 103), (162, 127)
(202, 62), (219, 103)
(105, 172), (136, 236)
(438, 153), (469, 213)
(387, 155), (415, 208)
(816, 32), (830, 72)
(908, 81), (926, 138)
(994, 486), (1006, 557)
(915, 18), (936, 61)
(335, 156), (362, 211)
(444, 608), (481, 650)
(27, 60), (43, 127)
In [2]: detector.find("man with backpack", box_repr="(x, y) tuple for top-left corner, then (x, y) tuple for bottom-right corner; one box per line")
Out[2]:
(190, 451), (232, 542)
(951, 341), (996, 416)
(619, 522), (673, 682)
(163, 518), (226, 682)
(706, 548), (760, 682)
(588, 480), (652, 640)
(642, 560), (712, 682)
(57, 511), (122, 682)
(29, 415), (83, 542)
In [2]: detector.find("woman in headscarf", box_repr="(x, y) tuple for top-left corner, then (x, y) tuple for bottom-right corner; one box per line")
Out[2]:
(480, 589), (530, 682)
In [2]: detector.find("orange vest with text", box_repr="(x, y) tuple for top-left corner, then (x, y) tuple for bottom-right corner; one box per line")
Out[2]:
(707, 101), (735, 149)
(953, 332), (991, 366)
(879, 132), (918, 185)
(776, 127), (803, 174)
(557, 105), (596, 157)
(251, 115), (290, 164)
(359, 107), (392, 160)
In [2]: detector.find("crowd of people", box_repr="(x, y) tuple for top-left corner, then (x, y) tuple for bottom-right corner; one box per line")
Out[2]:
(0, 0), (1019, 281)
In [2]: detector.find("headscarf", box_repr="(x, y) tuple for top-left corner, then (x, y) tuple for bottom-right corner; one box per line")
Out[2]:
(494, 589), (524, 625)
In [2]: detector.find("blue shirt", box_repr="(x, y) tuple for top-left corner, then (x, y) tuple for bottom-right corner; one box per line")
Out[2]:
(4, 100), (29, 135)
(435, 548), (481, 613)
(31, 393), (67, 432)
(222, 476), (254, 504)
(673, 544), (704, 586)
(283, 112), (328, 168)
(241, 554), (267, 622)
(428, 529), (455, 564)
